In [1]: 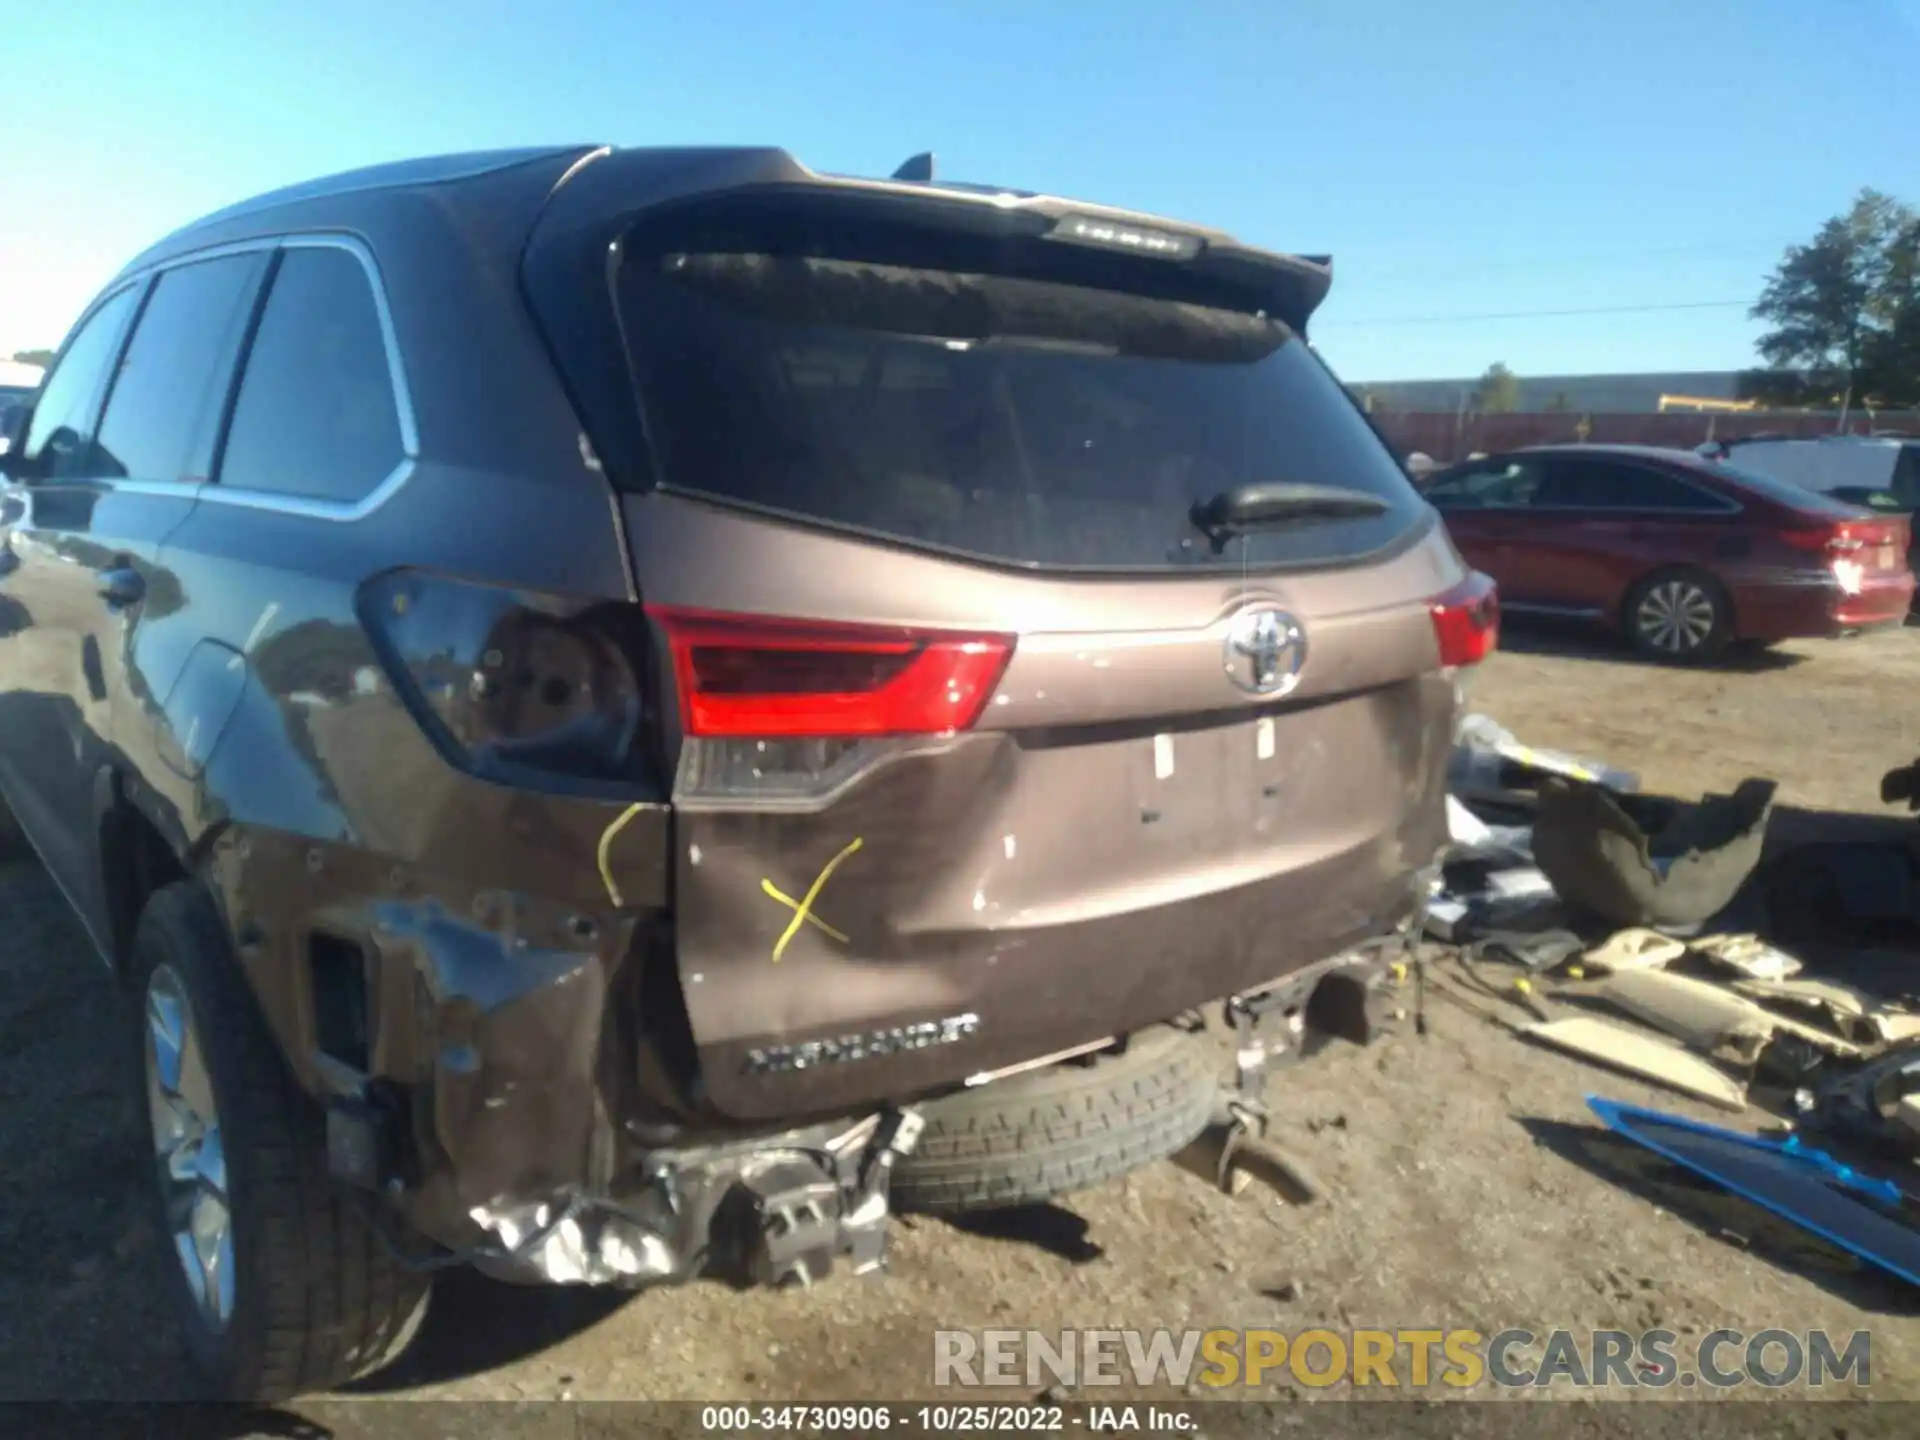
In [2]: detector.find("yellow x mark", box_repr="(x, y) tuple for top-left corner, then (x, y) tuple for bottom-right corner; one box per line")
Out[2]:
(761, 836), (864, 963)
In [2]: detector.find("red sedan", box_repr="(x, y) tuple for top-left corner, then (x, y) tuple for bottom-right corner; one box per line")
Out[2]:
(1424, 444), (1914, 662)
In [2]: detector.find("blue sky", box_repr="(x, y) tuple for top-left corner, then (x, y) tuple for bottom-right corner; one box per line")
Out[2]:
(3, 0), (1917, 384)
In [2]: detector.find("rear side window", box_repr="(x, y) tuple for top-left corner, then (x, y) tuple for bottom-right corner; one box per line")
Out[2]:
(615, 246), (1426, 572)
(1539, 458), (1730, 511)
(94, 253), (267, 483)
(19, 287), (139, 481)
(219, 246), (405, 503)
(1713, 459), (1869, 517)
(1425, 458), (1545, 508)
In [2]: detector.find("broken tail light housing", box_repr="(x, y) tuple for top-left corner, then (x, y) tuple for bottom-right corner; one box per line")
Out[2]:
(358, 571), (650, 788)
(648, 608), (1016, 807)
(1429, 572), (1500, 668)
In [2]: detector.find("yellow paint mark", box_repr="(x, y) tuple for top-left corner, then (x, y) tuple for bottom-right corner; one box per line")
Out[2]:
(596, 802), (649, 908)
(764, 837), (864, 963)
(759, 881), (849, 944)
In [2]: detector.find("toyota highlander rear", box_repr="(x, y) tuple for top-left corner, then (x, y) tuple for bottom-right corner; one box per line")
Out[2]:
(523, 163), (1498, 1122)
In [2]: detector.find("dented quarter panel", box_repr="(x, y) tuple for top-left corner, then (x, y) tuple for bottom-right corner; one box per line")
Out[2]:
(163, 470), (675, 1117)
(82, 168), (685, 1238)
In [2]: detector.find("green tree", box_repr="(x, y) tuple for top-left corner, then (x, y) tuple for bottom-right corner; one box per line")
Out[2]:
(1751, 189), (1919, 409)
(9, 348), (55, 370)
(1472, 362), (1520, 413)
(1862, 215), (1920, 407)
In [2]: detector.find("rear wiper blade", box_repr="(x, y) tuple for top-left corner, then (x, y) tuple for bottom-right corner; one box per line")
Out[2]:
(1188, 483), (1390, 552)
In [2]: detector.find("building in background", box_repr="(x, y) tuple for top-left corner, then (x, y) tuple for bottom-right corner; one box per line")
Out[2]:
(1356, 370), (1747, 415)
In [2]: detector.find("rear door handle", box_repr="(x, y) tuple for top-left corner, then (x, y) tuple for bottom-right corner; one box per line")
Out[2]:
(97, 565), (145, 608)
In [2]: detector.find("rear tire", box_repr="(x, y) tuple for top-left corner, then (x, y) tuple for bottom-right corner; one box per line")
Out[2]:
(1624, 568), (1731, 664)
(130, 881), (431, 1401)
(891, 1024), (1217, 1215)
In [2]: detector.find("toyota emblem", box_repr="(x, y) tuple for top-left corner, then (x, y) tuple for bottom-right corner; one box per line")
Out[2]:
(1223, 606), (1306, 697)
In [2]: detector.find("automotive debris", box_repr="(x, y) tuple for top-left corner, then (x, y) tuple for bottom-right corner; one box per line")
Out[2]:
(1589, 969), (1775, 1065)
(1521, 1016), (1749, 1111)
(1434, 717), (1920, 1122)
(1690, 932), (1802, 981)
(1793, 1040), (1920, 1154)
(1531, 776), (1777, 931)
(1476, 928), (1585, 973)
(1732, 976), (1920, 1048)
(1581, 928), (1688, 975)
(1450, 714), (1639, 808)
(1176, 1125), (1325, 1206)
(1587, 1096), (1920, 1290)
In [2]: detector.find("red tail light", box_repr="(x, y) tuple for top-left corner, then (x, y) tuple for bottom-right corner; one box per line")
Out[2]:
(647, 607), (1016, 739)
(1781, 518), (1904, 576)
(1430, 572), (1500, 667)
(1779, 525), (1862, 554)
(1779, 515), (1909, 562)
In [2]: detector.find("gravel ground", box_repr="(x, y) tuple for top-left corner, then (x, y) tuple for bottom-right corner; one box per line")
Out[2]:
(5, 620), (1920, 1426)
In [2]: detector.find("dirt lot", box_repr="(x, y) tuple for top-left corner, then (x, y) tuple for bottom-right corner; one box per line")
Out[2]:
(5, 620), (1920, 1422)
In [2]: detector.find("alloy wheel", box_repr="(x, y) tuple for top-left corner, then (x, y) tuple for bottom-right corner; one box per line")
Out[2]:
(1634, 580), (1717, 655)
(145, 963), (235, 1331)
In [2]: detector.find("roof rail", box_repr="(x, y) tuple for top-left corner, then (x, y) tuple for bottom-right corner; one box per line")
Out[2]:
(890, 152), (935, 183)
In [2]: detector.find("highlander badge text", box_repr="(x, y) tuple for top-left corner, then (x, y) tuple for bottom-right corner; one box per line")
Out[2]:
(744, 1013), (983, 1076)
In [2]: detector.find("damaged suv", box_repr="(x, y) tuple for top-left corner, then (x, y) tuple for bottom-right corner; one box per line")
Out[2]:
(0, 145), (1496, 1398)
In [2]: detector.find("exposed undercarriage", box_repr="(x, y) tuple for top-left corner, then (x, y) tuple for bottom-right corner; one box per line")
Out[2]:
(322, 917), (1422, 1291)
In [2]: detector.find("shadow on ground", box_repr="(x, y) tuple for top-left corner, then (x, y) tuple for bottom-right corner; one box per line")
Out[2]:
(1517, 1116), (1920, 1318)
(933, 1202), (1105, 1263)
(346, 1269), (636, 1394)
(0, 862), (184, 1401)
(1496, 617), (1806, 673)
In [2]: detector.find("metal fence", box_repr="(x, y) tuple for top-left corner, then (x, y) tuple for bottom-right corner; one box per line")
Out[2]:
(1372, 410), (1920, 465)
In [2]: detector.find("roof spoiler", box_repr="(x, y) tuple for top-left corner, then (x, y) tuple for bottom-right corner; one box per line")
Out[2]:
(527, 147), (1338, 328)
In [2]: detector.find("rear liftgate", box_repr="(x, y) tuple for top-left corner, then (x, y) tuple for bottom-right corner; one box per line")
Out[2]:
(650, 575), (1498, 1213)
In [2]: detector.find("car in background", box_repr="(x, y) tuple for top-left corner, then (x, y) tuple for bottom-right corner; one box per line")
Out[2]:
(1425, 443), (1913, 662)
(1697, 434), (1920, 511)
(0, 360), (41, 456)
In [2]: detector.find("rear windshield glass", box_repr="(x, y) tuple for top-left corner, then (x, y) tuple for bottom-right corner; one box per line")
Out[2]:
(614, 245), (1427, 572)
(1710, 459), (1874, 516)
